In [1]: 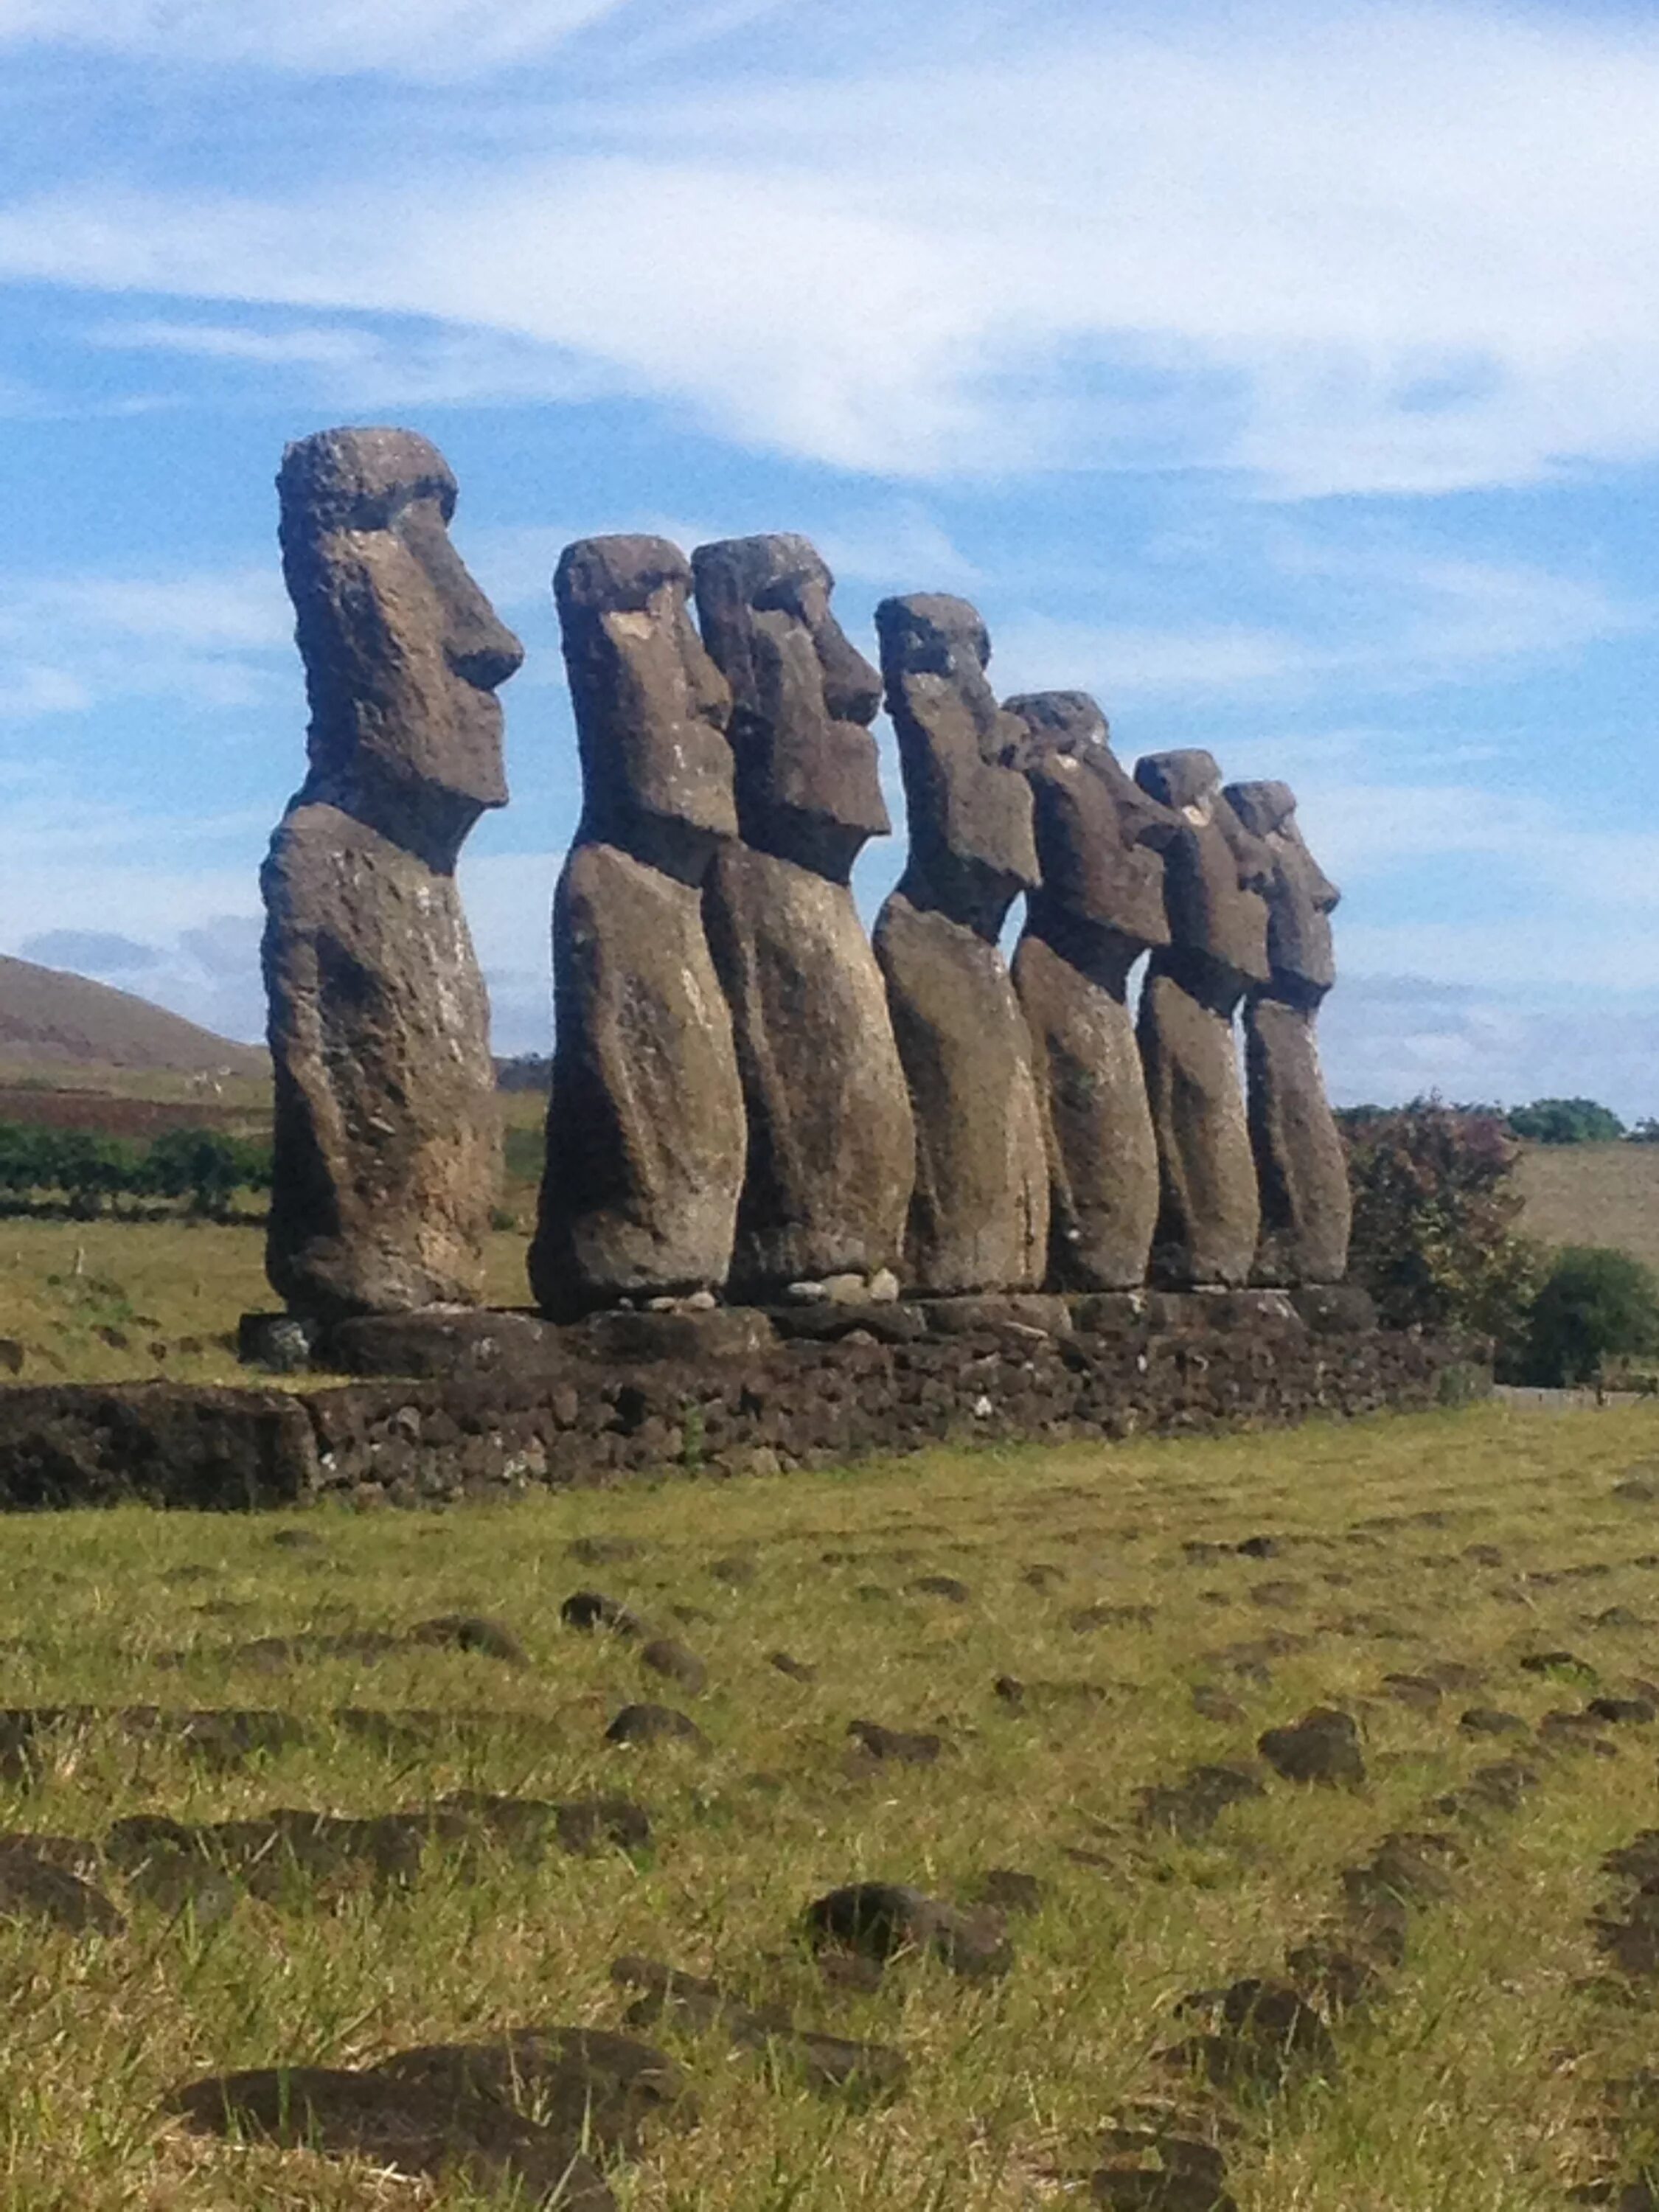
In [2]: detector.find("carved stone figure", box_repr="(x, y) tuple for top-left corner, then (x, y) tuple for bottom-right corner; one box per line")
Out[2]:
(263, 426), (522, 1320)
(872, 594), (1047, 1293)
(1009, 692), (1178, 1289)
(1225, 779), (1349, 1284)
(1133, 749), (1271, 1287)
(528, 536), (745, 1319)
(692, 534), (914, 1294)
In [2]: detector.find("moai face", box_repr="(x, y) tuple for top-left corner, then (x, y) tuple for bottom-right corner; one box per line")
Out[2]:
(692, 532), (886, 883)
(278, 427), (524, 867)
(555, 535), (737, 880)
(1006, 691), (1178, 951)
(876, 593), (1038, 936)
(1134, 748), (1272, 987)
(1225, 779), (1339, 1001)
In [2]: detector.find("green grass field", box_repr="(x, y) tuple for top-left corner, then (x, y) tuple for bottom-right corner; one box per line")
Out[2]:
(0, 1406), (1655, 2205)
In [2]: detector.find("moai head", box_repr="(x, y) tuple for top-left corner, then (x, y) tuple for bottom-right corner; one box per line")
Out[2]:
(555, 535), (736, 883)
(691, 533), (886, 884)
(1006, 691), (1178, 959)
(876, 593), (1038, 938)
(277, 427), (524, 871)
(1224, 779), (1338, 1003)
(1134, 748), (1272, 989)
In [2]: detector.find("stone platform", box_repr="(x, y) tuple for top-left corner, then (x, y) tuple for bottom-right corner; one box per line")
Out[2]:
(0, 1290), (1475, 1511)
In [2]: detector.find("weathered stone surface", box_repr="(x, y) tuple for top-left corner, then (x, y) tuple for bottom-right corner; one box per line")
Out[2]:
(1225, 781), (1349, 1286)
(692, 536), (913, 1295)
(531, 844), (745, 1318)
(265, 428), (521, 1321)
(873, 595), (1046, 1294)
(1009, 692), (1178, 1290)
(1133, 751), (1271, 1287)
(532, 538), (744, 1317)
(0, 1384), (319, 1508)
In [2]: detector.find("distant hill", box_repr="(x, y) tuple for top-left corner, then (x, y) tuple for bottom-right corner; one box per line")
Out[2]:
(0, 956), (266, 1077)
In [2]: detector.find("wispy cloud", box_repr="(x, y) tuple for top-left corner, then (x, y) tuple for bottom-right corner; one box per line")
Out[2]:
(4, 5), (1659, 490)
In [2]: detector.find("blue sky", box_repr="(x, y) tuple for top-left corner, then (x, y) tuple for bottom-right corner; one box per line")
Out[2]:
(2, 0), (1658, 1109)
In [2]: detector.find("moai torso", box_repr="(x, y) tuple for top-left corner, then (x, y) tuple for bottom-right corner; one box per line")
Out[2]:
(1225, 779), (1350, 1285)
(1009, 692), (1177, 1289)
(1133, 749), (1271, 1288)
(262, 426), (521, 1319)
(693, 534), (914, 1295)
(872, 594), (1048, 1294)
(529, 536), (746, 1318)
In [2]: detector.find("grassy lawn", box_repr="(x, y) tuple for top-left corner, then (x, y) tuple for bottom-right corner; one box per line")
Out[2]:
(0, 1405), (1655, 2203)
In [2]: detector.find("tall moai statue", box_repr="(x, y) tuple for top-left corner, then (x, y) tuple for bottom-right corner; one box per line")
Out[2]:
(529, 537), (746, 1320)
(692, 534), (914, 1295)
(1009, 692), (1179, 1290)
(873, 595), (1048, 1293)
(1224, 780), (1350, 1285)
(262, 427), (523, 1320)
(1133, 750), (1272, 1287)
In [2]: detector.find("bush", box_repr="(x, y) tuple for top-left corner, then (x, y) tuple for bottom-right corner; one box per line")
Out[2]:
(1508, 1097), (1626, 1144)
(1341, 1096), (1540, 1343)
(0, 1121), (271, 1218)
(1522, 1245), (1659, 1387)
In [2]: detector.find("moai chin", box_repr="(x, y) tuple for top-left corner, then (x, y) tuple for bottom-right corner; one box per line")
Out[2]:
(693, 534), (914, 1295)
(528, 535), (747, 1320)
(872, 594), (1048, 1295)
(262, 425), (522, 1321)
(1009, 692), (1179, 1290)
(1225, 779), (1350, 1285)
(1133, 748), (1272, 1288)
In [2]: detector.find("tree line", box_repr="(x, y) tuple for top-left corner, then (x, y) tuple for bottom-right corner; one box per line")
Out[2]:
(0, 1123), (272, 1220)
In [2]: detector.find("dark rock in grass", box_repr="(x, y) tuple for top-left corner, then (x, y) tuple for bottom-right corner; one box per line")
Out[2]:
(1439, 1759), (1540, 1818)
(769, 1651), (817, 1683)
(1419, 1659), (1484, 1691)
(706, 1554), (757, 1585)
(1020, 1563), (1065, 1590)
(641, 1638), (708, 1695)
(611, 1955), (908, 2098)
(1190, 1685), (1248, 1724)
(846, 1718), (945, 1764)
(1257, 1708), (1363, 1786)
(376, 2026), (692, 2154)
(549, 1796), (653, 1854)
(1463, 1542), (1505, 1565)
(1283, 1933), (1385, 2012)
(1068, 1602), (1156, 1632)
(563, 1590), (646, 1637)
(1520, 1649), (1598, 1683)
(973, 1868), (1044, 1916)
(1248, 1580), (1305, 1610)
(908, 1573), (972, 1603)
(270, 1527), (325, 1551)
(166, 2065), (615, 2209)
(994, 1674), (1108, 1713)
(567, 1535), (647, 1566)
(1137, 1763), (1265, 1840)
(1164, 1978), (1338, 2095)
(1341, 1831), (1461, 1913)
(1459, 1707), (1528, 1737)
(1235, 1534), (1280, 1559)
(1092, 2170), (1238, 2211)
(804, 1882), (1011, 1979)
(1380, 1673), (1442, 1711)
(1591, 1606), (1646, 1631)
(409, 1615), (529, 1665)
(229, 1630), (404, 1669)
(1538, 1708), (1618, 1753)
(1615, 1476), (1659, 1503)
(1589, 1696), (1658, 1725)
(854, 1582), (891, 1602)
(606, 1703), (709, 1750)
(0, 1843), (123, 1935)
(1604, 1832), (1659, 1885)
(1182, 1540), (1232, 1565)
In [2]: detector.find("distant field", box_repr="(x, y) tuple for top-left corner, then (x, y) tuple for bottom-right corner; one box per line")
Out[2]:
(1513, 1141), (1659, 1270)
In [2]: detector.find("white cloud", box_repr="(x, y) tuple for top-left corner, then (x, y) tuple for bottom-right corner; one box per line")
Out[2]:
(6, 5), (1659, 489)
(0, 0), (632, 77)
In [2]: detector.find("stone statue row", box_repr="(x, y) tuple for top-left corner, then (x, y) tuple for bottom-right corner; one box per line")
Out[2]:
(262, 428), (1349, 1326)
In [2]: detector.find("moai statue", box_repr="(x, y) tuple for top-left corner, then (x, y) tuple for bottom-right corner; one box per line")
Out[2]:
(1224, 780), (1350, 1284)
(1009, 692), (1178, 1290)
(262, 426), (522, 1320)
(528, 537), (745, 1320)
(692, 534), (914, 1295)
(872, 595), (1048, 1293)
(1133, 750), (1272, 1288)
